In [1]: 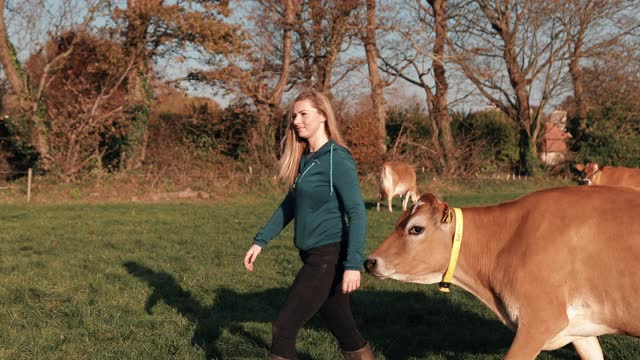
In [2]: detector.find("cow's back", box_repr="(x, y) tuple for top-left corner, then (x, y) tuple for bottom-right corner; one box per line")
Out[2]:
(381, 162), (416, 194)
(597, 167), (640, 188)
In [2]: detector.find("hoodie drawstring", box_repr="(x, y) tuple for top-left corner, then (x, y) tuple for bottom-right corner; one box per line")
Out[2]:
(330, 143), (334, 196)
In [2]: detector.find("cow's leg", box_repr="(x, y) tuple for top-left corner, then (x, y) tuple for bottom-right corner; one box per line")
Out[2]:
(402, 193), (410, 210)
(504, 328), (546, 360)
(376, 192), (381, 212)
(572, 337), (603, 360)
(504, 317), (567, 360)
(387, 195), (393, 212)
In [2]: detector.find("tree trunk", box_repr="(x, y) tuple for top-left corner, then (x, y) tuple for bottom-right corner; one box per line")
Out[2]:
(249, 0), (295, 170)
(429, 0), (455, 174)
(424, 87), (446, 172)
(0, 1), (26, 100)
(306, 1), (355, 94)
(0, 0), (51, 169)
(518, 128), (540, 176)
(122, 0), (156, 169)
(271, 0), (295, 107)
(569, 56), (587, 139)
(502, 21), (540, 176)
(364, 0), (387, 154)
(251, 105), (278, 168)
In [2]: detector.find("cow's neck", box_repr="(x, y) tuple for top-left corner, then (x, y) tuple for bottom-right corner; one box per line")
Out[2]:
(449, 204), (520, 327)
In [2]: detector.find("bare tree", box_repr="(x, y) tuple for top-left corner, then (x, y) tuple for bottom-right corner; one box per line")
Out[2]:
(0, 0), (107, 170)
(243, 0), (297, 167)
(429, 0), (456, 173)
(186, 0), (298, 169)
(110, 0), (246, 169)
(40, 32), (133, 181)
(0, 0), (26, 102)
(363, 0), (387, 153)
(193, 0), (365, 169)
(378, 0), (457, 174)
(555, 0), (640, 138)
(120, 0), (162, 169)
(292, 0), (363, 94)
(580, 49), (640, 113)
(450, 0), (568, 176)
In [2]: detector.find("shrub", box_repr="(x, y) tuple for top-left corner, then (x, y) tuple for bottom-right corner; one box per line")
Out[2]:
(35, 31), (129, 181)
(452, 110), (519, 175)
(573, 106), (640, 167)
(384, 105), (438, 174)
(341, 111), (384, 176)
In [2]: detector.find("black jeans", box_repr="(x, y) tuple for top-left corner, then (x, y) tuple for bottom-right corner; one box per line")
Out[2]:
(270, 242), (366, 359)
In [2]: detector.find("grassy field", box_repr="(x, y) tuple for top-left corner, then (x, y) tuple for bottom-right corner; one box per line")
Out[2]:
(1, 178), (639, 359)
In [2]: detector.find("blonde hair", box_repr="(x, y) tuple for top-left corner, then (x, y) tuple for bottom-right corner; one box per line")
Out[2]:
(278, 90), (348, 187)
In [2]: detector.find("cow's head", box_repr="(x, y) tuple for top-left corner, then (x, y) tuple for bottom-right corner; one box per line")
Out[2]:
(575, 162), (600, 185)
(365, 193), (456, 284)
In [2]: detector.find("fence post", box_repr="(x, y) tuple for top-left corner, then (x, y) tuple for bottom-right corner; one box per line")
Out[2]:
(27, 168), (32, 202)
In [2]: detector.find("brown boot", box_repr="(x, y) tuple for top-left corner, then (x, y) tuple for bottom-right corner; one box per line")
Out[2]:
(342, 343), (374, 360)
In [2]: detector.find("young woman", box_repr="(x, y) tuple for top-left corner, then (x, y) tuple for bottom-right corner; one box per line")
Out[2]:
(243, 90), (374, 360)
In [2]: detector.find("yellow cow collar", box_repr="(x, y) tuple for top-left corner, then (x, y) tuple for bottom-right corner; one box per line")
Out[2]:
(438, 207), (463, 293)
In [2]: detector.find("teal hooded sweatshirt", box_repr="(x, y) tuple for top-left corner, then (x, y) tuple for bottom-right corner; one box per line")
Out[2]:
(253, 139), (367, 270)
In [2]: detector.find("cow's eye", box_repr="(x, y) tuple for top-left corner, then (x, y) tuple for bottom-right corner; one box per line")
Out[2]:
(409, 226), (424, 235)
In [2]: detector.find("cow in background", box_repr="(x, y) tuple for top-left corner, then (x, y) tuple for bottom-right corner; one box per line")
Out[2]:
(366, 186), (640, 359)
(575, 162), (640, 188)
(377, 161), (420, 212)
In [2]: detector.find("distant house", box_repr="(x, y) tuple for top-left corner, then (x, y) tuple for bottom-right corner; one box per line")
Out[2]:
(483, 103), (500, 112)
(548, 109), (567, 128)
(540, 110), (571, 165)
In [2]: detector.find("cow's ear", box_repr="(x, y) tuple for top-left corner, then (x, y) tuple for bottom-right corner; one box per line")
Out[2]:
(441, 204), (453, 224)
(419, 193), (438, 204)
(575, 164), (585, 171)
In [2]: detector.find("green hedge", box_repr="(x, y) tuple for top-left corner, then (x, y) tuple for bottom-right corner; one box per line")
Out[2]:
(572, 106), (640, 168)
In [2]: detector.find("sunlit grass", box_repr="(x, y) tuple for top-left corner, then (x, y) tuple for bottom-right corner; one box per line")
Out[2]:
(0, 180), (638, 359)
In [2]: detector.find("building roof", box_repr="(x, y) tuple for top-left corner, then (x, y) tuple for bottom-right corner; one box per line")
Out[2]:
(548, 109), (567, 126)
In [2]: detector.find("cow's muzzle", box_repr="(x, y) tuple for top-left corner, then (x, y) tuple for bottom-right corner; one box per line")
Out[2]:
(580, 178), (592, 185)
(364, 258), (377, 274)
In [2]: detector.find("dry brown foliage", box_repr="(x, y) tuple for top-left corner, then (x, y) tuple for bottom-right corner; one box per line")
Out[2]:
(25, 31), (131, 181)
(140, 87), (260, 197)
(341, 110), (385, 177)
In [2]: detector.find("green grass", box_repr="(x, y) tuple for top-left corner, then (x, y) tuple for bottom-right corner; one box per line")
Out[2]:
(0, 180), (639, 359)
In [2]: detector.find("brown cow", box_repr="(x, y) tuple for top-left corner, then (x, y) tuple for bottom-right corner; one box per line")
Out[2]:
(575, 162), (640, 188)
(377, 161), (420, 212)
(365, 186), (640, 360)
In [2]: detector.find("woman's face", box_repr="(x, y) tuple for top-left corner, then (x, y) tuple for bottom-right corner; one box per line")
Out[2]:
(292, 99), (327, 140)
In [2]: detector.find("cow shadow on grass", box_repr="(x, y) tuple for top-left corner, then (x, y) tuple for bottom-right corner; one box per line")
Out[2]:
(363, 199), (419, 214)
(123, 261), (580, 360)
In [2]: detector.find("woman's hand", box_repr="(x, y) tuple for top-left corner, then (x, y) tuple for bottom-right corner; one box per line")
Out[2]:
(243, 244), (263, 271)
(341, 269), (361, 294)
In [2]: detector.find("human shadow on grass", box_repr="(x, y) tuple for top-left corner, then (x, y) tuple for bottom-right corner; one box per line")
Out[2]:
(124, 261), (293, 359)
(123, 261), (580, 359)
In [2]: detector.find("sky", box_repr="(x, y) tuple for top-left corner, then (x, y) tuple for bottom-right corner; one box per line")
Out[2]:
(5, 0), (562, 115)
(5, 0), (478, 112)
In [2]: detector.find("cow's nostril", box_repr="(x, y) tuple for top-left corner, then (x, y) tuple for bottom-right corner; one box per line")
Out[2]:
(364, 258), (377, 273)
